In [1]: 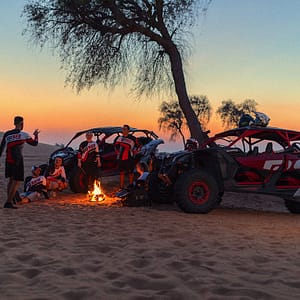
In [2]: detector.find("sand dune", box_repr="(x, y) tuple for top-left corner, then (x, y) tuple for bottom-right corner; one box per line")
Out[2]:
(1, 141), (300, 299)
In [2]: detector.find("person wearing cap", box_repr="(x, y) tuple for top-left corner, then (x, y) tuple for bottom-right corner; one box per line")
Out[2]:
(0, 116), (39, 209)
(77, 131), (101, 190)
(46, 156), (68, 196)
(19, 165), (48, 204)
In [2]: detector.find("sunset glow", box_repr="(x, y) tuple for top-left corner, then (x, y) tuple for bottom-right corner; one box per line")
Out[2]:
(0, 1), (299, 152)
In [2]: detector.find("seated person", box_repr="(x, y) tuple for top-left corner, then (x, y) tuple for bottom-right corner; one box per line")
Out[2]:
(116, 161), (151, 206)
(46, 156), (68, 196)
(115, 161), (149, 198)
(135, 161), (149, 187)
(19, 165), (48, 203)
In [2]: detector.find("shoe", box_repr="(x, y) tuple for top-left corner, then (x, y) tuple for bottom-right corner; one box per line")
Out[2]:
(115, 189), (130, 198)
(13, 191), (22, 203)
(4, 202), (18, 209)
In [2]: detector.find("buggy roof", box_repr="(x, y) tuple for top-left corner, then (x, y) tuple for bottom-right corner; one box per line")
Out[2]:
(66, 126), (158, 147)
(211, 126), (300, 147)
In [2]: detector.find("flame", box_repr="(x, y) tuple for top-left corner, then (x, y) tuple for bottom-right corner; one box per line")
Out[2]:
(88, 180), (105, 202)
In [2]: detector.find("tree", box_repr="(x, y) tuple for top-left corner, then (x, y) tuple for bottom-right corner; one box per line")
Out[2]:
(216, 99), (258, 128)
(158, 100), (186, 145)
(158, 95), (211, 146)
(23, 0), (212, 143)
(190, 95), (212, 130)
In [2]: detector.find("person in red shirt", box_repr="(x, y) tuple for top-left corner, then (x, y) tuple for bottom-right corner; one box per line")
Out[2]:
(77, 131), (101, 190)
(114, 125), (138, 190)
(0, 116), (39, 209)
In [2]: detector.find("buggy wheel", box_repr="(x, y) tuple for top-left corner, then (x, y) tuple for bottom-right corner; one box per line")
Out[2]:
(284, 199), (300, 214)
(148, 171), (173, 204)
(174, 170), (219, 213)
(69, 167), (88, 193)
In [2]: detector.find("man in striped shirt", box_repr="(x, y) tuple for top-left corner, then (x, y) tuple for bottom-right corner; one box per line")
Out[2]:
(114, 125), (138, 190)
(0, 116), (39, 208)
(77, 132), (101, 190)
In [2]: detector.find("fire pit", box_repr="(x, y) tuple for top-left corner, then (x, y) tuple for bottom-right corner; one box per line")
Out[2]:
(88, 180), (105, 202)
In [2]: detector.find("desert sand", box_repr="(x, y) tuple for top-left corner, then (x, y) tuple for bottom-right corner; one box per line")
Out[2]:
(1, 142), (300, 299)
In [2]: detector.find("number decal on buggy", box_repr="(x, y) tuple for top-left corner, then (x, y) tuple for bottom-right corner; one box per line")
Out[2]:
(263, 160), (283, 171)
(265, 160), (300, 171)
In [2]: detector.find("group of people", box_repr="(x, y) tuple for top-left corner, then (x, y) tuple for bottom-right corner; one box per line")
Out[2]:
(0, 117), (148, 209)
(19, 156), (68, 204)
(0, 116), (71, 209)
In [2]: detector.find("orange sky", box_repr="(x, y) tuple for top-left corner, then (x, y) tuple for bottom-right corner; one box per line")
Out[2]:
(0, 1), (299, 151)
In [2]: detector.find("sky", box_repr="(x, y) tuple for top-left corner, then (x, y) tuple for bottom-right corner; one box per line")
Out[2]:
(0, 0), (299, 151)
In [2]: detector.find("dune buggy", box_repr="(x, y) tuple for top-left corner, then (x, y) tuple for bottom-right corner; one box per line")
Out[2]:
(149, 126), (300, 213)
(49, 126), (163, 193)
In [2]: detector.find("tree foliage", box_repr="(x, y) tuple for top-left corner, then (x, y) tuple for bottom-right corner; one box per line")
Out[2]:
(216, 99), (258, 128)
(158, 100), (186, 145)
(23, 0), (212, 143)
(158, 95), (211, 146)
(190, 95), (212, 130)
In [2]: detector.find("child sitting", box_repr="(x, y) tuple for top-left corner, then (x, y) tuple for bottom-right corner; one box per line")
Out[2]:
(19, 165), (48, 203)
(46, 156), (68, 197)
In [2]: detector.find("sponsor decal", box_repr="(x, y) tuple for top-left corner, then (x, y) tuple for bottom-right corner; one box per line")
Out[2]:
(263, 160), (283, 171)
(7, 133), (22, 142)
(264, 159), (300, 171)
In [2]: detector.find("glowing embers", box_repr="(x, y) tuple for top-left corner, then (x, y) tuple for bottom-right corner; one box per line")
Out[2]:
(88, 180), (105, 202)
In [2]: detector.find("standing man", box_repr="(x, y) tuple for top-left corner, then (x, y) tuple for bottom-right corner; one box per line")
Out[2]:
(77, 131), (101, 190)
(0, 116), (39, 208)
(114, 125), (138, 190)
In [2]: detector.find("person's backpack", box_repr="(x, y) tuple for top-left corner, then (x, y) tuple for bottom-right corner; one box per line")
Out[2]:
(122, 188), (151, 207)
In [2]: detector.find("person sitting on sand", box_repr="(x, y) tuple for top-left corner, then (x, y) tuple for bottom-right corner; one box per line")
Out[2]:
(19, 165), (48, 203)
(135, 161), (150, 188)
(116, 161), (149, 198)
(46, 156), (68, 196)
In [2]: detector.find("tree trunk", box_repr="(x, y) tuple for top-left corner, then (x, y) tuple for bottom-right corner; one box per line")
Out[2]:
(178, 128), (186, 147)
(167, 45), (207, 144)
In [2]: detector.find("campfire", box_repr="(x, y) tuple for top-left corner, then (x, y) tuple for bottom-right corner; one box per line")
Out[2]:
(88, 180), (105, 202)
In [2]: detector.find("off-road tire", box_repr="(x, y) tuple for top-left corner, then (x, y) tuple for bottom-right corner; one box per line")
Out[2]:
(284, 199), (300, 214)
(69, 167), (88, 193)
(174, 169), (219, 213)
